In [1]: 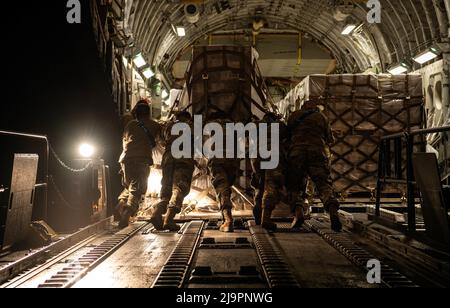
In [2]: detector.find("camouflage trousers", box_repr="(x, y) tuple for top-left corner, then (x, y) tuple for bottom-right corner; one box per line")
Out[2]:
(158, 152), (195, 212)
(287, 147), (339, 211)
(262, 168), (285, 211)
(252, 160), (285, 211)
(119, 161), (151, 212)
(251, 173), (264, 210)
(209, 159), (240, 210)
(250, 159), (264, 210)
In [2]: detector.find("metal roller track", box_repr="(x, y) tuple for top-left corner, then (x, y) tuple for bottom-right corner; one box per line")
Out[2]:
(37, 223), (149, 289)
(306, 219), (419, 288)
(3, 234), (99, 288)
(0, 217), (111, 286)
(152, 221), (205, 288)
(249, 223), (301, 288)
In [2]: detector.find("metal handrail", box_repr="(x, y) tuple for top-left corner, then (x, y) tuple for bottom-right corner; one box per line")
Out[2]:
(381, 126), (450, 140)
(0, 130), (49, 220)
(375, 126), (450, 232)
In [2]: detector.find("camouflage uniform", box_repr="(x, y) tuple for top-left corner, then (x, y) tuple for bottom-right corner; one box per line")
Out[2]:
(208, 158), (240, 211)
(287, 104), (342, 231)
(151, 118), (195, 231)
(251, 116), (288, 230)
(206, 117), (240, 232)
(250, 159), (264, 217)
(118, 161), (151, 213)
(118, 118), (161, 216)
(159, 151), (195, 211)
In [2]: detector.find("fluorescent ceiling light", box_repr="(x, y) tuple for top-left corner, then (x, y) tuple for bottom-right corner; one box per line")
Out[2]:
(133, 53), (146, 68)
(388, 64), (408, 75)
(176, 26), (186, 37)
(413, 48), (439, 64)
(341, 24), (356, 35)
(142, 68), (155, 79)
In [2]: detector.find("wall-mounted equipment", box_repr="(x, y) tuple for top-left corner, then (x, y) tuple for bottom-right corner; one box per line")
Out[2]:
(332, 1), (355, 22)
(252, 18), (265, 35)
(184, 3), (200, 24)
(213, 0), (232, 14)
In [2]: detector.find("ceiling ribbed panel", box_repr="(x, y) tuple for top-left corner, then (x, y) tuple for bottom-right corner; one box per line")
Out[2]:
(124, 0), (449, 80)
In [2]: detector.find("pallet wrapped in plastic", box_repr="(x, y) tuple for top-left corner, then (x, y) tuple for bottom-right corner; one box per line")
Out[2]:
(278, 74), (425, 195)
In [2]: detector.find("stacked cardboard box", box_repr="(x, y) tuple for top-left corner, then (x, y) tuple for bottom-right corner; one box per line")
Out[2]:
(277, 74), (424, 194)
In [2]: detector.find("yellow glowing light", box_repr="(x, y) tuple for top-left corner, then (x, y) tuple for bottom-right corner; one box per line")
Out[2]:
(147, 168), (162, 196)
(79, 143), (95, 158)
(184, 189), (216, 210)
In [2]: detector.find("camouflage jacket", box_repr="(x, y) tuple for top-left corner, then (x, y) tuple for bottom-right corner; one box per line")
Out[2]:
(287, 108), (334, 154)
(119, 118), (162, 164)
(161, 120), (196, 161)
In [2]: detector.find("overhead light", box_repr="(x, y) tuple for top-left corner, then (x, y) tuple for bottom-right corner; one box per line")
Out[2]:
(388, 63), (409, 75)
(122, 56), (129, 68)
(413, 48), (440, 64)
(341, 24), (356, 35)
(79, 143), (95, 159)
(176, 26), (186, 37)
(133, 53), (146, 68)
(142, 68), (155, 79)
(161, 89), (169, 99)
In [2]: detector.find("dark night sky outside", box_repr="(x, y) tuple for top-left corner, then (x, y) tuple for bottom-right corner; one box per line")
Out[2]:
(2, 1), (121, 162)
(1, 1), (123, 227)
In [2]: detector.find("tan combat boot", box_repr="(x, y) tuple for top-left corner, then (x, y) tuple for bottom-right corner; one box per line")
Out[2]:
(114, 200), (127, 222)
(261, 208), (277, 232)
(220, 209), (234, 233)
(163, 206), (181, 232)
(328, 201), (342, 232)
(150, 201), (167, 230)
(291, 207), (305, 229)
(119, 206), (133, 229)
(253, 205), (263, 225)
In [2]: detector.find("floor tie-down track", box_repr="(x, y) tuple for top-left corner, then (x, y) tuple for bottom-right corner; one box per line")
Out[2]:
(153, 220), (301, 288)
(2, 214), (438, 288)
(150, 219), (384, 289)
